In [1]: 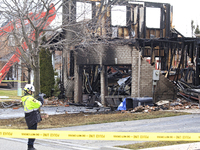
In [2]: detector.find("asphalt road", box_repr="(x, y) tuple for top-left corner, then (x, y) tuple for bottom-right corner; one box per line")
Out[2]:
(1, 113), (200, 150)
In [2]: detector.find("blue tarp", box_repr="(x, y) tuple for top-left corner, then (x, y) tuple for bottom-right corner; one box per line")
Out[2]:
(117, 98), (126, 111)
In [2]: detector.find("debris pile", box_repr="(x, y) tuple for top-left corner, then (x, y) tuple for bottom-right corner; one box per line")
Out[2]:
(175, 79), (200, 101)
(43, 97), (69, 106)
(121, 98), (199, 113)
(0, 100), (21, 108)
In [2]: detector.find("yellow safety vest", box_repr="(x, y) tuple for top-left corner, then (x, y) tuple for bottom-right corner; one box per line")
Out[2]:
(21, 95), (42, 113)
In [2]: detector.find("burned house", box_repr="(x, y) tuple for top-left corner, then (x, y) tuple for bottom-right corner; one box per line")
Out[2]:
(52, 0), (200, 107)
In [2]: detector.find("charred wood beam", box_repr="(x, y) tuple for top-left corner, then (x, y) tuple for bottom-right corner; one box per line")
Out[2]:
(136, 38), (197, 48)
(127, 6), (133, 39)
(175, 43), (185, 82)
(150, 40), (155, 65)
(137, 6), (140, 38)
(95, 0), (104, 24)
(143, 5), (146, 38)
(191, 42), (194, 64)
(185, 44), (189, 67)
(92, 0), (119, 33)
(160, 7), (164, 38)
(158, 42), (162, 70)
(196, 44), (200, 86)
(105, 5), (111, 37)
(165, 4), (170, 38)
(172, 28), (185, 38)
(141, 40), (145, 56)
(168, 43), (174, 72)
(145, 2), (164, 8)
(165, 42), (169, 71)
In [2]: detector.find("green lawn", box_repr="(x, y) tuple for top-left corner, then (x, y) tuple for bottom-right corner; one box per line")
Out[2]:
(118, 141), (198, 149)
(0, 90), (22, 100)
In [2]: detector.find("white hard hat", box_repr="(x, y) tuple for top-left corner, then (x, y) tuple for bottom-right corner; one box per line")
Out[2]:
(24, 84), (35, 92)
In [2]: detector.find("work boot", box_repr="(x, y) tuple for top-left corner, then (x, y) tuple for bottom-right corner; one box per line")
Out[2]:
(27, 145), (36, 150)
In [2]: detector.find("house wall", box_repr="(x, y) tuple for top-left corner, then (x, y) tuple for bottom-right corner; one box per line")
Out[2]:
(72, 44), (176, 104)
(154, 75), (177, 101)
(140, 58), (154, 97)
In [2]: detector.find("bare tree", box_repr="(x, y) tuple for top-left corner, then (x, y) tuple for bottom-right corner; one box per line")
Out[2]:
(59, 0), (123, 99)
(0, 0), (61, 96)
(0, 0), (124, 98)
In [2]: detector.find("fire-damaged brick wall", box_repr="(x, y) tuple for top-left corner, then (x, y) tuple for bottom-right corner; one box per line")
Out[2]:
(154, 75), (177, 102)
(73, 43), (176, 104)
(131, 48), (139, 97)
(76, 44), (132, 65)
(140, 59), (153, 97)
(140, 59), (177, 101)
(104, 45), (132, 65)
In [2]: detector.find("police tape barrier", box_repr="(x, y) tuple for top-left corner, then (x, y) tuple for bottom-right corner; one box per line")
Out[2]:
(1, 80), (28, 83)
(0, 129), (200, 141)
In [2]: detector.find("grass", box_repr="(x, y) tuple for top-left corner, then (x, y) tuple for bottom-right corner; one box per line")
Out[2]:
(0, 111), (189, 129)
(0, 90), (22, 100)
(0, 111), (191, 149)
(0, 89), (194, 149)
(118, 141), (198, 149)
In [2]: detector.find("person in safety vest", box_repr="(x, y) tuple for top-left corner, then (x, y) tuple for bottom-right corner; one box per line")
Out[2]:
(21, 84), (43, 150)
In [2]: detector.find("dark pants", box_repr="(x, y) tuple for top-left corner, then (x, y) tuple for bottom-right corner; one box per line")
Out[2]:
(28, 123), (37, 146)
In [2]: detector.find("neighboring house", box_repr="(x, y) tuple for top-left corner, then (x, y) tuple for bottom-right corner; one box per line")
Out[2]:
(0, 35), (18, 87)
(0, 34), (28, 88)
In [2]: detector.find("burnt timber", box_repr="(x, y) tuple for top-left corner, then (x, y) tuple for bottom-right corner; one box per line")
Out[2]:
(49, 0), (200, 106)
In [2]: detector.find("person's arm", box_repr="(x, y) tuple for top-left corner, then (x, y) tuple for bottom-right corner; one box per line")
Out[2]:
(29, 97), (42, 109)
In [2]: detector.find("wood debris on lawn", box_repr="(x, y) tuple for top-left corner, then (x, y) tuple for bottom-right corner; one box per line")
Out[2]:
(126, 98), (199, 113)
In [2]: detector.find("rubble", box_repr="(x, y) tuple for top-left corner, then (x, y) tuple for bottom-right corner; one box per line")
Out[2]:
(0, 100), (21, 108)
(43, 97), (68, 106)
(1, 96), (200, 115)
(175, 79), (200, 101)
(119, 98), (200, 113)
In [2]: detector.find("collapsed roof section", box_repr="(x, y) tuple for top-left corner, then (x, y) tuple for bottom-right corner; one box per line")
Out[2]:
(73, 0), (173, 39)
(50, 0), (200, 95)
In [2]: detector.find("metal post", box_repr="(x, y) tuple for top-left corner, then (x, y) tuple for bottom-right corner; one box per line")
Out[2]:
(17, 60), (22, 96)
(138, 51), (141, 97)
(31, 70), (34, 85)
(52, 50), (55, 70)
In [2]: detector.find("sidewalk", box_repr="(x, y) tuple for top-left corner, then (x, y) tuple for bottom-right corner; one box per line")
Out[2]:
(0, 137), (130, 150)
(0, 138), (57, 150)
(2, 137), (200, 150)
(141, 142), (200, 150)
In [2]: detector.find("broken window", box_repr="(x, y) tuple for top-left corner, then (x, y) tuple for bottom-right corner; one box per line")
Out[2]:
(107, 65), (132, 96)
(82, 65), (101, 95)
(146, 7), (161, 28)
(111, 5), (126, 26)
(82, 65), (101, 104)
(76, 2), (92, 22)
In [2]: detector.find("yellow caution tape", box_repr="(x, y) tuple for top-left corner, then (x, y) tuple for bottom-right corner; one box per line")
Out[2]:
(0, 129), (199, 141)
(1, 80), (28, 83)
